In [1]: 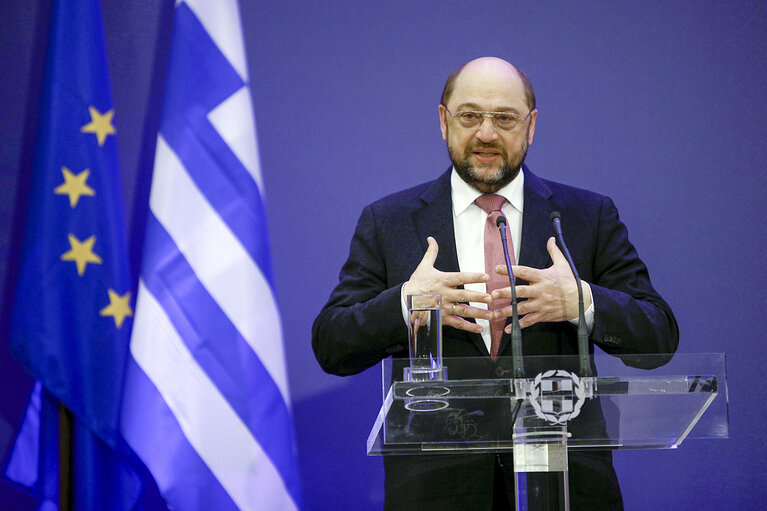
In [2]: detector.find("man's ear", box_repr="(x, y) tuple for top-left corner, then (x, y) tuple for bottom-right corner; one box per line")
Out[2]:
(527, 109), (537, 145)
(439, 104), (448, 141)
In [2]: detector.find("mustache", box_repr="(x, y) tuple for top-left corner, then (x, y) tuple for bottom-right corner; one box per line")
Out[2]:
(467, 142), (505, 153)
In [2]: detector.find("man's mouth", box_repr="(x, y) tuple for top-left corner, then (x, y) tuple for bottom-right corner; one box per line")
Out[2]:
(471, 144), (502, 155)
(471, 148), (502, 163)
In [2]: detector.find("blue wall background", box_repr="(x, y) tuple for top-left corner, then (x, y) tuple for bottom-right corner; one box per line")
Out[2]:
(1, 1), (766, 509)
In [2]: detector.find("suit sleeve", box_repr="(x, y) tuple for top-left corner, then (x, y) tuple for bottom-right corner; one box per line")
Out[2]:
(588, 197), (679, 362)
(312, 205), (409, 376)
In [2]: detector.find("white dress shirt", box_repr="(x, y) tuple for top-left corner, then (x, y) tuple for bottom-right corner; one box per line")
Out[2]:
(451, 168), (522, 351)
(404, 167), (593, 353)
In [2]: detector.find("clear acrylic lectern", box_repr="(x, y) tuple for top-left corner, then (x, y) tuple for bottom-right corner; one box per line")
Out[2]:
(368, 353), (728, 511)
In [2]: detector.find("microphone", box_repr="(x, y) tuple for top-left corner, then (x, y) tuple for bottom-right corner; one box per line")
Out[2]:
(496, 215), (524, 378)
(550, 211), (592, 377)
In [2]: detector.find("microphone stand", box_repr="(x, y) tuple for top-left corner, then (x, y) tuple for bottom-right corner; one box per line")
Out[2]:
(496, 216), (524, 379)
(550, 212), (592, 377)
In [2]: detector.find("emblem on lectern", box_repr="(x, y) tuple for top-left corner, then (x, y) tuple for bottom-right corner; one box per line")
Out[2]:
(529, 369), (586, 425)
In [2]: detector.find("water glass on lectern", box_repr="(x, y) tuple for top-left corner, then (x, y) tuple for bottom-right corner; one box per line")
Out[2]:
(406, 294), (443, 381)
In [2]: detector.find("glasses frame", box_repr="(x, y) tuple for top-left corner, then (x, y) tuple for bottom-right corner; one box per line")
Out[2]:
(442, 106), (535, 132)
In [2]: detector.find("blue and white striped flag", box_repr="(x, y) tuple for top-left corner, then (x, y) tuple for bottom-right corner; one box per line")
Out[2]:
(121, 1), (302, 509)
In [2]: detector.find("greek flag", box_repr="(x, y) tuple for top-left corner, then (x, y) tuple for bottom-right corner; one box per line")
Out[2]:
(121, 1), (302, 510)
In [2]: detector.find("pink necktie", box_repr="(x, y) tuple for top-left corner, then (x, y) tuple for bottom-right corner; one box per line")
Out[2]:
(475, 194), (515, 359)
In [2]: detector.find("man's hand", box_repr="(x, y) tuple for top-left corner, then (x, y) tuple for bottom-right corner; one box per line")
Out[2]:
(491, 237), (592, 330)
(403, 237), (492, 333)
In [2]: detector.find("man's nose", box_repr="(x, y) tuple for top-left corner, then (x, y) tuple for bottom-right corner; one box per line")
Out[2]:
(475, 116), (499, 142)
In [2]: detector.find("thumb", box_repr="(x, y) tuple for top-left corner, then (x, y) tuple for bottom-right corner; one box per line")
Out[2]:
(546, 236), (568, 266)
(419, 236), (439, 268)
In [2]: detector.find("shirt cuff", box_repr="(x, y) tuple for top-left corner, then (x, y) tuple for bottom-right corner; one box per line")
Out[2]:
(400, 282), (410, 326)
(567, 282), (594, 334)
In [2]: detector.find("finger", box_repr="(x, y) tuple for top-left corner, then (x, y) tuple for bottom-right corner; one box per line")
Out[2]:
(546, 236), (568, 266)
(490, 287), (511, 301)
(453, 303), (492, 321)
(410, 310), (430, 329)
(492, 305), (513, 321)
(502, 310), (526, 333)
(442, 271), (490, 288)
(494, 303), (535, 323)
(518, 311), (544, 329)
(442, 313), (484, 333)
(448, 288), (492, 305)
(491, 280), (538, 301)
(513, 283), (531, 300)
(418, 236), (439, 268)
(511, 264), (541, 282)
(515, 298), (536, 316)
(494, 264), (509, 276)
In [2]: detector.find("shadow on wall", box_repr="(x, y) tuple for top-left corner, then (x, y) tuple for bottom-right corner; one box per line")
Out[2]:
(293, 366), (384, 510)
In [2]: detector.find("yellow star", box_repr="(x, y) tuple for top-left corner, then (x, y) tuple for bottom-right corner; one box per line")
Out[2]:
(80, 106), (115, 146)
(99, 289), (133, 329)
(53, 167), (95, 208)
(60, 234), (103, 276)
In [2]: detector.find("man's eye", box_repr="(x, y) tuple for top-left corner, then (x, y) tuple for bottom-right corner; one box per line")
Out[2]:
(496, 115), (513, 123)
(460, 113), (478, 121)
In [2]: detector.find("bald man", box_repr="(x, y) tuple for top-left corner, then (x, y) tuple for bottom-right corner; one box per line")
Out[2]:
(313, 57), (678, 511)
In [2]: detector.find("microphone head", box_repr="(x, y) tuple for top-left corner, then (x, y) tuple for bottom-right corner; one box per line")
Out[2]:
(550, 211), (561, 222)
(496, 215), (508, 228)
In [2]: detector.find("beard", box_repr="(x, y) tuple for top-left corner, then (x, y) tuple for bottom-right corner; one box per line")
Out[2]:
(447, 129), (529, 194)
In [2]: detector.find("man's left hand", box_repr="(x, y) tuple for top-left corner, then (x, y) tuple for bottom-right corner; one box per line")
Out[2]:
(491, 237), (592, 330)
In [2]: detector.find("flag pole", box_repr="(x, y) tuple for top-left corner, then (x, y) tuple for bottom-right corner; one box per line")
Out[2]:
(58, 402), (73, 511)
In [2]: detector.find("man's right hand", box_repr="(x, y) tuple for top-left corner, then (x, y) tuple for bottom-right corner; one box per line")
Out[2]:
(403, 237), (492, 333)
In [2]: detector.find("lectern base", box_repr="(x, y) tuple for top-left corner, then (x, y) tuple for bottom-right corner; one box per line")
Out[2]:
(516, 471), (569, 511)
(514, 428), (569, 511)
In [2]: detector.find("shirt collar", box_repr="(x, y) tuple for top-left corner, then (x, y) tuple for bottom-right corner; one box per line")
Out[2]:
(451, 166), (525, 216)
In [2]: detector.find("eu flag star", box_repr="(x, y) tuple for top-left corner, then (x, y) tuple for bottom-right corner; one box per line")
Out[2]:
(54, 167), (95, 207)
(81, 106), (115, 146)
(99, 289), (133, 329)
(60, 234), (103, 276)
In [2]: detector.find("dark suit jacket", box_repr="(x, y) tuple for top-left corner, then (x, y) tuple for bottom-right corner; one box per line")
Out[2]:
(312, 166), (679, 510)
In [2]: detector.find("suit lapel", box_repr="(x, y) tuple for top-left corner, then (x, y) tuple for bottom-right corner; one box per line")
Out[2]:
(413, 168), (461, 273)
(413, 168), (488, 355)
(518, 166), (554, 269)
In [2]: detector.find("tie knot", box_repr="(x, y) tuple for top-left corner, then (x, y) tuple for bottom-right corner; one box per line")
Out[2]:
(475, 194), (507, 214)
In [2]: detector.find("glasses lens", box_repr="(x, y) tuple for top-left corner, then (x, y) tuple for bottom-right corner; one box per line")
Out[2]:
(492, 113), (521, 131)
(457, 111), (481, 128)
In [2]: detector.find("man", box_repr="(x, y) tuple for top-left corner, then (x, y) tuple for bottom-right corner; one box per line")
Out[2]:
(312, 57), (678, 510)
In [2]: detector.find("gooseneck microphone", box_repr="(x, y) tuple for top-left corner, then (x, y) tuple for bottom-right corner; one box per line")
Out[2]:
(550, 211), (592, 377)
(496, 215), (524, 378)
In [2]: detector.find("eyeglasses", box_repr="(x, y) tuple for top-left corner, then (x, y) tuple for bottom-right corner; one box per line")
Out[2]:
(443, 106), (535, 132)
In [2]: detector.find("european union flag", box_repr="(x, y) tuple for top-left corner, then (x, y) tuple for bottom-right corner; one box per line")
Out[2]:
(8, 0), (143, 508)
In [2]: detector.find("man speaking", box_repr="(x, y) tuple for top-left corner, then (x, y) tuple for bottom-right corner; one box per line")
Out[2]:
(312, 57), (678, 510)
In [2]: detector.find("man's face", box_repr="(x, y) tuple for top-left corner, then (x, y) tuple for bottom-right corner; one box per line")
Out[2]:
(439, 60), (537, 194)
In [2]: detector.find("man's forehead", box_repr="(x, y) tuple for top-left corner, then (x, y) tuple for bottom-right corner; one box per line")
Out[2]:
(449, 61), (527, 109)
